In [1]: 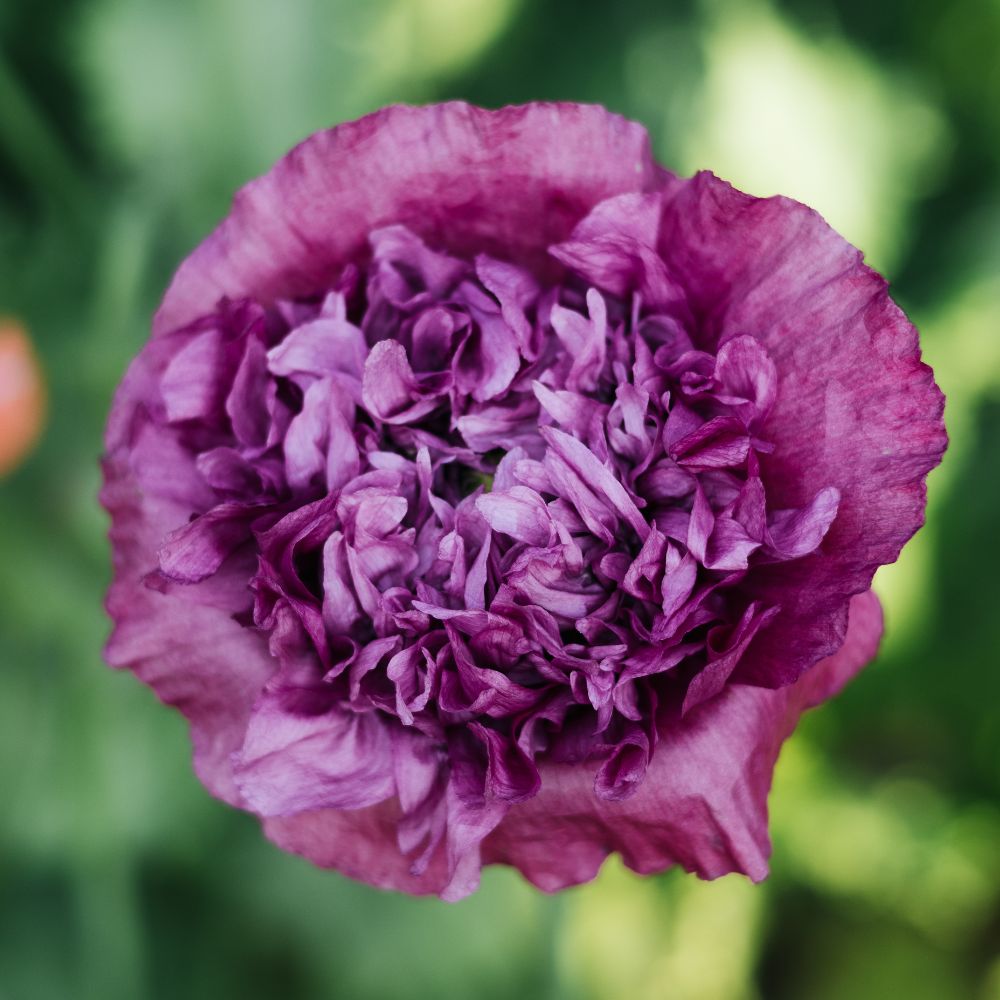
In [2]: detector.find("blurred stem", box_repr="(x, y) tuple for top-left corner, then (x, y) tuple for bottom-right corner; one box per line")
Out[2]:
(73, 856), (146, 1000)
(0, 44), (90, 216)
(543, 891), (571, 998)
(68, 653), (147, 1000)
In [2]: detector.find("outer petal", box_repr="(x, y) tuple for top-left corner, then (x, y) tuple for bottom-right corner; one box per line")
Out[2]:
(233, 689), (395, 815)
(257, 591), (879, 897)
(480, 590), (883, 892)
(261, 800), (455, 898)
(103, 483), (277, 807)
(102, 339), (279, 806)
(658, 172), (945, 686)
(154, 102), (663, 337)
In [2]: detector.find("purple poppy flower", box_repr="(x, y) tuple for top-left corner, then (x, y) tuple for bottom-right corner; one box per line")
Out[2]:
(102, 102), (945, 900)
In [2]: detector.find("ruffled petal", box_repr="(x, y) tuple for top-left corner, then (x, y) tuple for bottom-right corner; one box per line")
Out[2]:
(476, 486), (553, 546)
(102, 417), (277, 805)
(658, 172), (946, 686)
(266, 315), (368, 382)
(157, 501), (265, 583)
(482, 589), (883, 892)
(549, 192), (682, 308)
(233, 684), (395, 815)
(261, 801), (454, 897)
(154, 103), (662, 337)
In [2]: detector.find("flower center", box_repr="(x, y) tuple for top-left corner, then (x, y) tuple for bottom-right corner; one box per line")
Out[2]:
(152, 222), (840, 800)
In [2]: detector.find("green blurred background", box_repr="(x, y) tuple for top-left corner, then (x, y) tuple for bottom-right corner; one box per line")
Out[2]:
(1, 0), (998, 997)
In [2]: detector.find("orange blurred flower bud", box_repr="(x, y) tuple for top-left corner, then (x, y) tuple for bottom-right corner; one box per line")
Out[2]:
(0, 319), (46, 476)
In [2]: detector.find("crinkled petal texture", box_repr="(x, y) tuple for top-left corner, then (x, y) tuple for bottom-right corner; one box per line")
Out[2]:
(260, 589), (882, 897)
(656, 176), (946, 686)
(103, 102), (945, 900)
(153, 102), (664, 336)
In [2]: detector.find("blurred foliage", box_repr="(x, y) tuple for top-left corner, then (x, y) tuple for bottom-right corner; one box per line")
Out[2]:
(1, 0), (998, 997)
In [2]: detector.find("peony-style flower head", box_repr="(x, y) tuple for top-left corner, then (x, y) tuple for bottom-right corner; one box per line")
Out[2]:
(102, 103), (945, 900)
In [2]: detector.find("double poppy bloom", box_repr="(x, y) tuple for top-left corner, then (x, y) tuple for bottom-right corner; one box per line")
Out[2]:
(102, 103), (945, 899)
